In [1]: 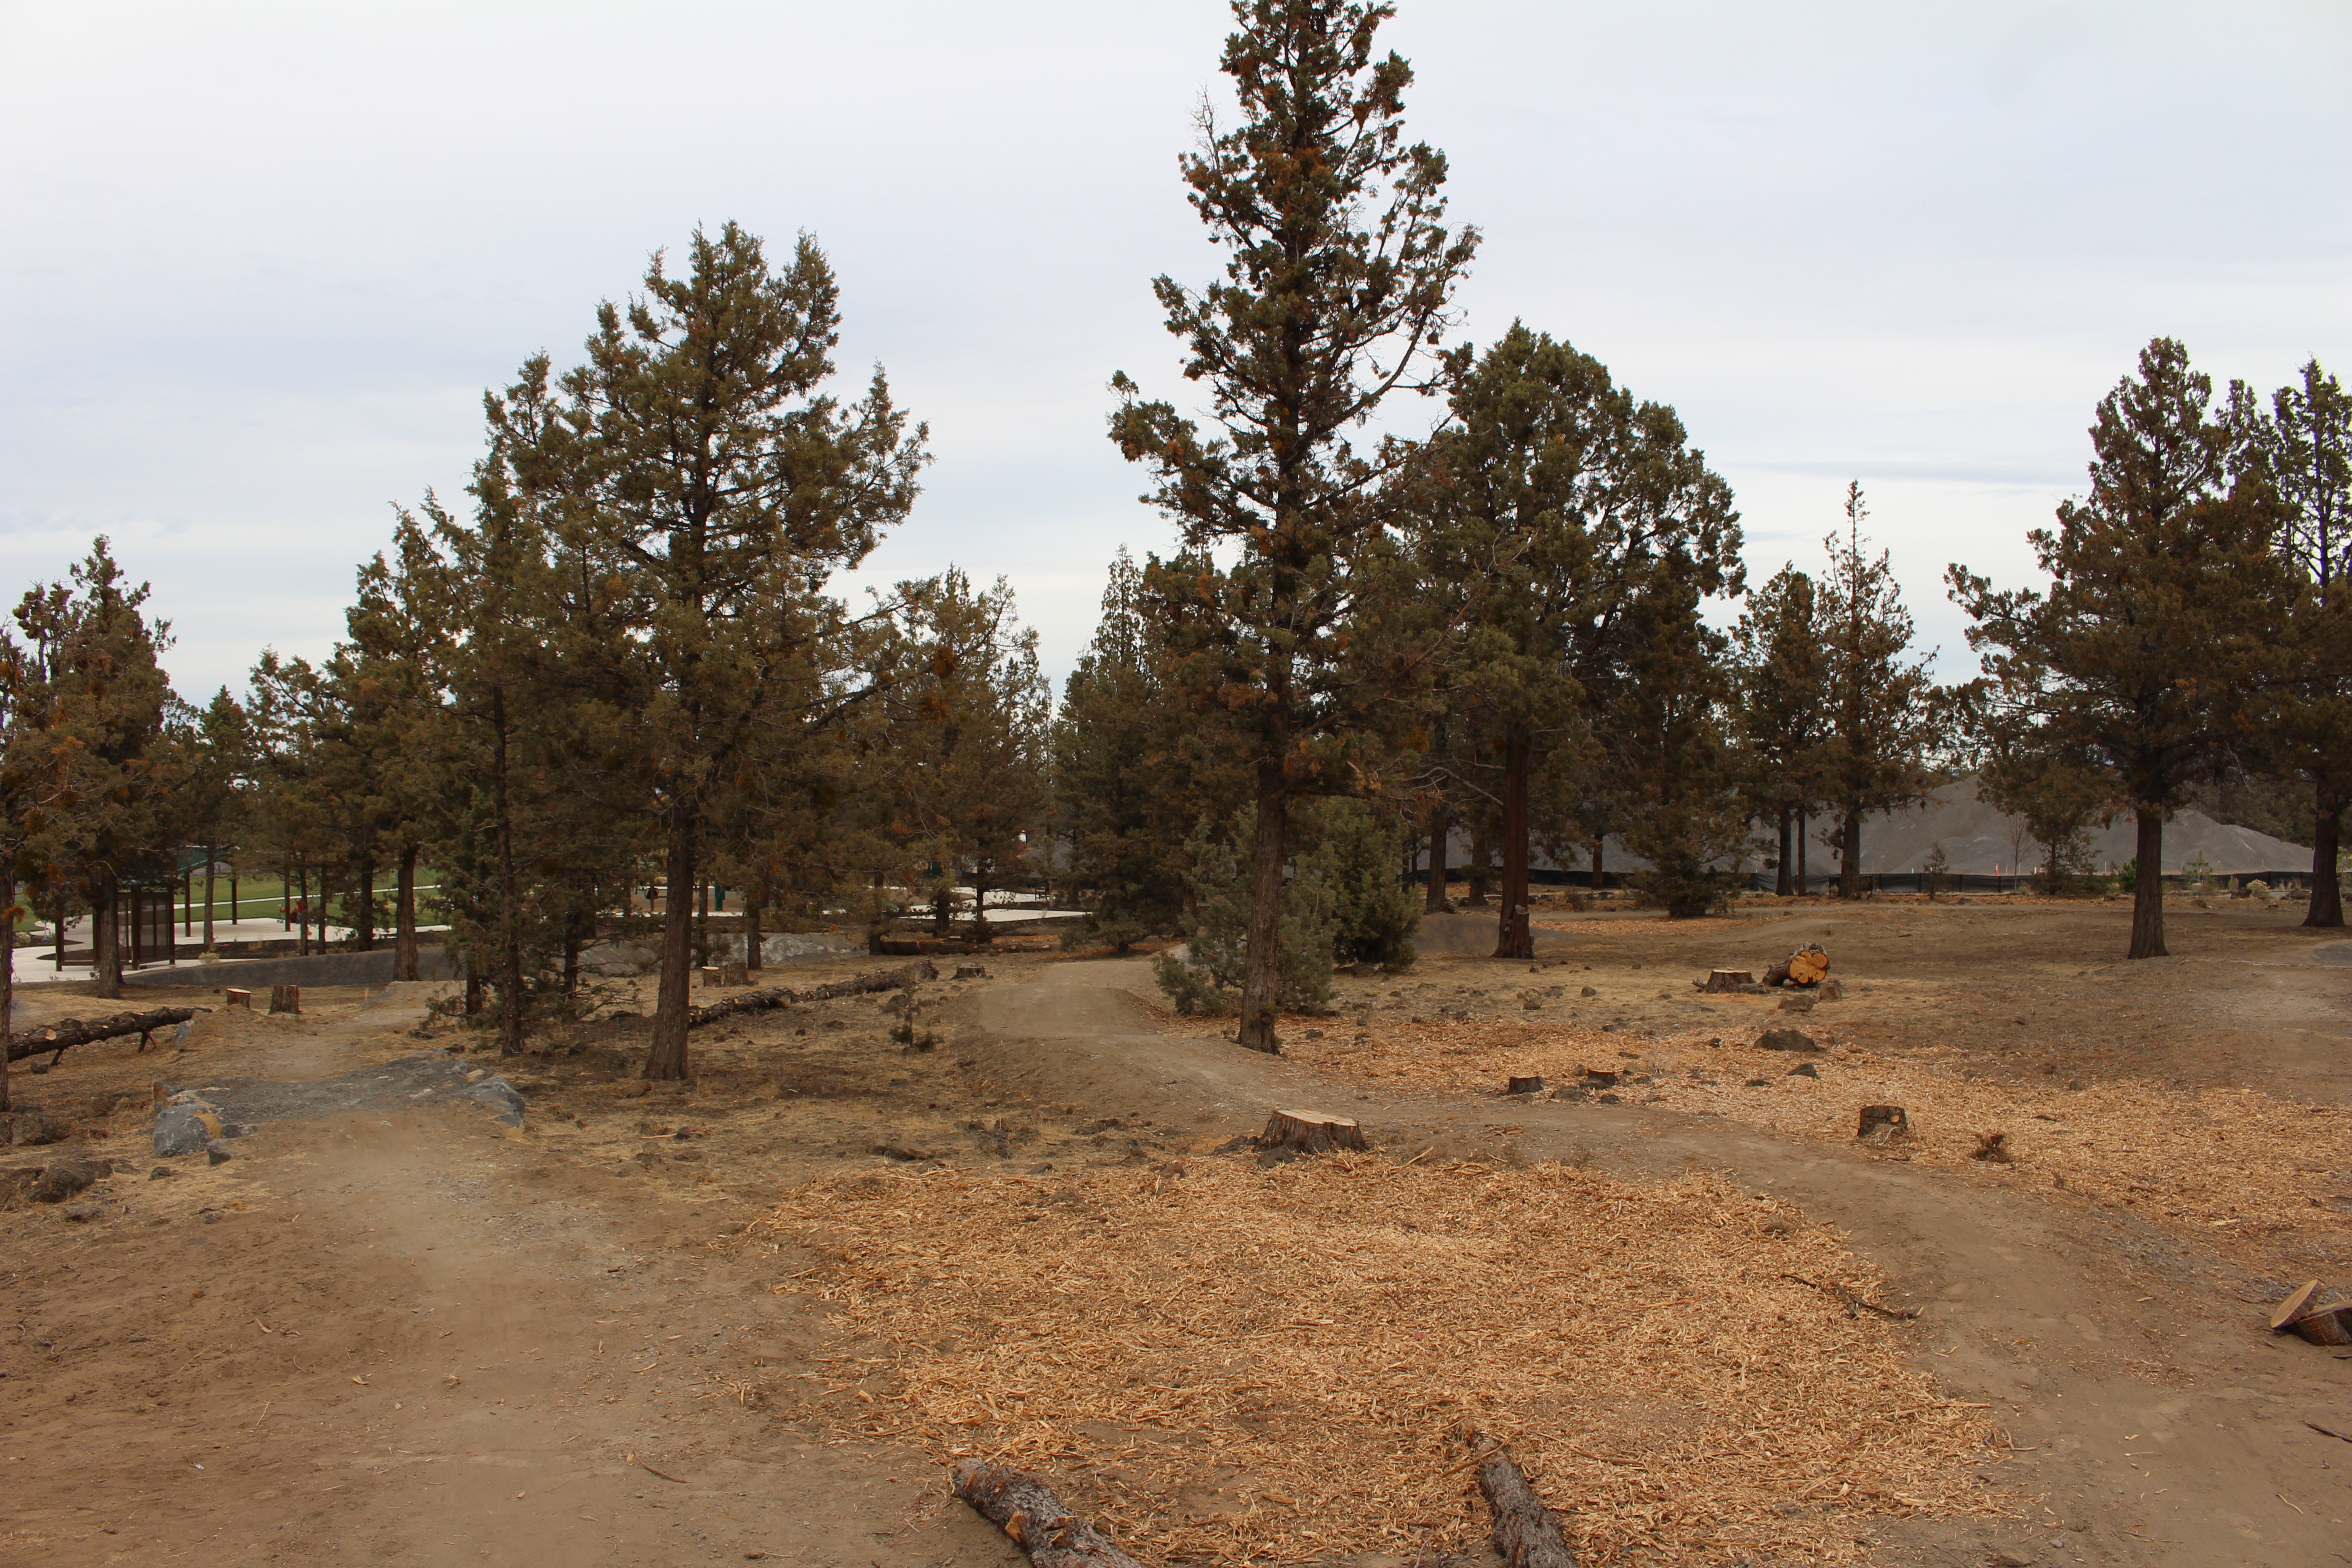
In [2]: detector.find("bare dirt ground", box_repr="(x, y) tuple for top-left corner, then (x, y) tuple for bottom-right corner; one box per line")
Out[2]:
(3, 892), (2347, 1568)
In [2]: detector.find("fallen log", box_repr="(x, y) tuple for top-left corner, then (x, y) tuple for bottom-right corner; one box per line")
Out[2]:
(951, 1458), (1145, 1568)
(6, 1007), (203, 1065)
(1257, 1107), (1367, 1155)
(685, 961), (937, 1029)
(1459, 1426), (1580, 1568)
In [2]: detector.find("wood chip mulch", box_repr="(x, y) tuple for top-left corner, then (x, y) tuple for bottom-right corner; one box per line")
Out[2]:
(740, 1156), (2010, 1566)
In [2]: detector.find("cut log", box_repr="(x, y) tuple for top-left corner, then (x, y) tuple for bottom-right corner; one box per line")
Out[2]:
(2271, 1280), (2326, 1332)
(6, 1007), (204, 1064)
(1856, 1104), (1908, 1143)
(1257, 1108), (1367, 1155)
(2291, 1302), (2352, 1347)
(1507, 1076), (1548, 1095)
(698, 965), (721, 987)
(268, 985), (300, 1015)
(1458, 1426), (1580, 1568)
(1764, 944), (1830, 987)
(684, 961), (938, 1030)
(223, 988), (252, 1009)
(1701, 969), (1754, 994)
(951, 1458), (1146, 1568)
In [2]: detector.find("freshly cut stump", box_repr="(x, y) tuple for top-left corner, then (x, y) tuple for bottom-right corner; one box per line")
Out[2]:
(1857, 1104), (1908, 1144)
(1460, 1426), (1580, 1568)
(2271, 1280), (2325, 1332)
(1258, 1108), (1367, 1155)
(951, 1458), (1145, 1568)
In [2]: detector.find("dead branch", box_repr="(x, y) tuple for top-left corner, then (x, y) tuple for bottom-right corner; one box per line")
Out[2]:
(1780, 1272), (1921, 1321)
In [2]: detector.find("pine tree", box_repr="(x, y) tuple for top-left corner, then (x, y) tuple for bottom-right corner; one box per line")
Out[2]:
(1109, 0), (1475, 1052)
(1817, 484), (1942, 898)
(2234, 359), (2352, 926)
(13, 540), (177, 999)
(500, 224), (926, 1078)
(1951, 338), (2294, 959)
(1425, 324), (1740, 953)
(1051, 550), (1215, 950)
(1728, 566), (1827, 895)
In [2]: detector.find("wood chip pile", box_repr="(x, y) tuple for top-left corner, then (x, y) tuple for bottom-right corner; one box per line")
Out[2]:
(1291, 1022), (2352, 1275)
(745, 1157), (2006, 1566)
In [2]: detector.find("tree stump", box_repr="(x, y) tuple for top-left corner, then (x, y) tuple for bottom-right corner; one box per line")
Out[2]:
(224, 988), (251, 1009)
(1257, 1108), (1367, 1155)
(718, 961), (749, 987)
(2270, 1279), (2326, 1332)
(267, 985), (300, 1016)
(1459, 1426), (1581, 1568)
(2291, 1303), (2352, 1347)
(1702, 969), (1754, 994)
(951, 1458), (1146, 1568)
(1857, 1104), (1907, 1144)
(1506, 1076), (1548, 1095)
(955, 962), (989, 980)
(698, 965), (721, 987)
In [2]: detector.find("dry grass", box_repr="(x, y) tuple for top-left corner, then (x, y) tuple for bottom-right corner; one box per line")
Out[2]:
(744, 1156), (2009, 1567)
(1287, 1021), (2352, 1277)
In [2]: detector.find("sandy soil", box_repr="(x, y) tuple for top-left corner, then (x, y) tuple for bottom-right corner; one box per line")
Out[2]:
(2, 892), (2347, 1567)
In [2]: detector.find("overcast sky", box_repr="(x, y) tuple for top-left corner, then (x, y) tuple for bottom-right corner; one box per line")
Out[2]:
(4, 1), (2345, 702)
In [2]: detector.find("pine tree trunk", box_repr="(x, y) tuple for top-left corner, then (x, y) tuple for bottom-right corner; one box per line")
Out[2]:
(1, 864), (15, 1112)
(1836, 808), (1862, 899)
(1236, 761), (1288, 1055)
(646, 807), (699, 1080)
(1590, 836), (1603, 893)
(492, 687), (525, 1057)
(93, 878), (122, 999)
(1775, 806), (1793, 896)
(394, 844), (420, 980)
(1423, 804), (1450, 912)
(1795, 808), (1808, 891)
(356, 855), (376, 951)
(745, 880), (764, 973)
(201, 845), (218, 952)
(2128, 807), (2167, 959)
(1494, 725), (1534, 960)
(296, 858), (310, 955)
(1466, 821), (1491, 906)
(2305, 789), (2345, 930)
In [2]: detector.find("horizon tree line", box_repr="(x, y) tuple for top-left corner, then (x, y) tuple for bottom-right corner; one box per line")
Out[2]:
(5, 0), (2346, 1084)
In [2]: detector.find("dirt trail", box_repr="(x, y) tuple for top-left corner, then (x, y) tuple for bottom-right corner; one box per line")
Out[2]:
(974, 954), (2352, 1566)
(1, 992), (1021, 1568)
(6, 899), (2351, 1567)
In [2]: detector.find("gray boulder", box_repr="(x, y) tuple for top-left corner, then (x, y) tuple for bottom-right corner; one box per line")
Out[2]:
(153, 1103), (222, 1156)
(463, 1076), (526, 1126)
